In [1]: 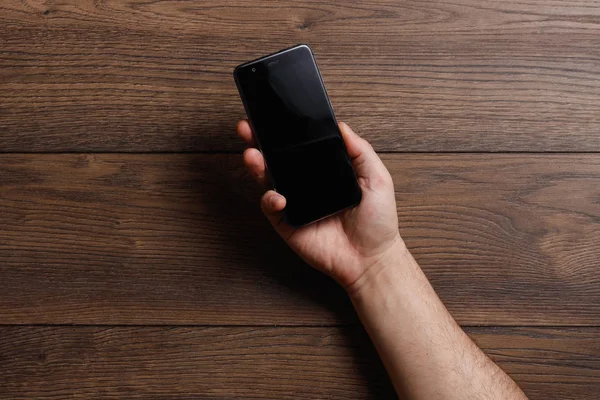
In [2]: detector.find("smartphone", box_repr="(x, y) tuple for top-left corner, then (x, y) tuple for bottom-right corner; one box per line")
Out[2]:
(234, 44), (362, 227)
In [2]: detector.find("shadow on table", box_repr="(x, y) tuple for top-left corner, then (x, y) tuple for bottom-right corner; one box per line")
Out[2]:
(185, 129), (396, 398)
(187, 148), (354, 321)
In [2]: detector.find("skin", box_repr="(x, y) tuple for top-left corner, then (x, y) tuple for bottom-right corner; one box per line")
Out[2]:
(237, 120), (528, 400)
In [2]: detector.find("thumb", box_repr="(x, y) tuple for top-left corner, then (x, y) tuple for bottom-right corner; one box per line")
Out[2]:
(338, 122), (389, 185)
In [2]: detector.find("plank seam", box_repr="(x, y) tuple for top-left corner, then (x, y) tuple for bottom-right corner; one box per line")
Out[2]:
(0, 324), (598, 328)
(3, 151), (600, 155)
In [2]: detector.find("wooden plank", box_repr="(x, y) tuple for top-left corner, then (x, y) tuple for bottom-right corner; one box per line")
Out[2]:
(1, 0), (600, 152)
(0, 326), (598, 399)
(470, 327), (600, 400)
(1, 154), (600, 325)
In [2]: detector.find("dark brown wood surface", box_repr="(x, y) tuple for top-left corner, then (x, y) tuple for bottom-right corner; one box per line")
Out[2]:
(2, 0), (600, 398)
(1, 326), (599, 400)
(2, 0), (600, 152)
(1, 154), (600, 325)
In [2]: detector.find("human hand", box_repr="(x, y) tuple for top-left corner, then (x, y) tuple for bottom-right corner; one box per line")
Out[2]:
(237, 120), (402, 291)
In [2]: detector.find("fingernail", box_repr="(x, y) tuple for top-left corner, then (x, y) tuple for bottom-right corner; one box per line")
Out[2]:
(270, 194), (281, 208)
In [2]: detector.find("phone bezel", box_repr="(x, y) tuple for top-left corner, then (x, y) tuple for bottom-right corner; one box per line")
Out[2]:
(233, 44), (362, 227)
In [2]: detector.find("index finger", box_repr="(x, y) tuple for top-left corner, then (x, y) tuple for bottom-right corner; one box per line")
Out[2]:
(236, 120), (257, 147)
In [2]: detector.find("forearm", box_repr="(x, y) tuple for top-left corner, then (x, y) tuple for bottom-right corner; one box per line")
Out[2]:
(349, 241), (527, 400)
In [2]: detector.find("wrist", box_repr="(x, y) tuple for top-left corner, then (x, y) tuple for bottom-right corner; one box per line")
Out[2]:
(345, 236), (416, 302)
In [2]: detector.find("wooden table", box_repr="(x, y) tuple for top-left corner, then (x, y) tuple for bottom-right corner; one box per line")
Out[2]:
(1, 1), (599, 398)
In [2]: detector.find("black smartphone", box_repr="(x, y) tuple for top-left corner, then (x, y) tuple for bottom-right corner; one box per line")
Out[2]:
(234, 44), (362, 227)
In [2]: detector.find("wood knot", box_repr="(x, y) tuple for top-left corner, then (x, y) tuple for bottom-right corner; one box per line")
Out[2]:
(299, 21), (313, 30)
(37, 352), (47, 364)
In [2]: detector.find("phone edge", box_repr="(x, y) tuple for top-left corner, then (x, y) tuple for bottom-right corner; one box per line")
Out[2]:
(232, 44), (362, 228)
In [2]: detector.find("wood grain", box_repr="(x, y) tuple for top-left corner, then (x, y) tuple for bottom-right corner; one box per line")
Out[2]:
(2, 0), (600, 152)
(0, 326), (598, 399)
(1, 154), (599, 325)
(2, 1), (598, 398)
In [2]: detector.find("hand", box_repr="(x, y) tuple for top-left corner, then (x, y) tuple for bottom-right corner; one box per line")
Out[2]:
(237, 120), (402, 290)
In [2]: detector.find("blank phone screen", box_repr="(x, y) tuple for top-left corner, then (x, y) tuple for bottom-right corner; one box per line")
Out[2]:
(235, 46), (362, 226)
